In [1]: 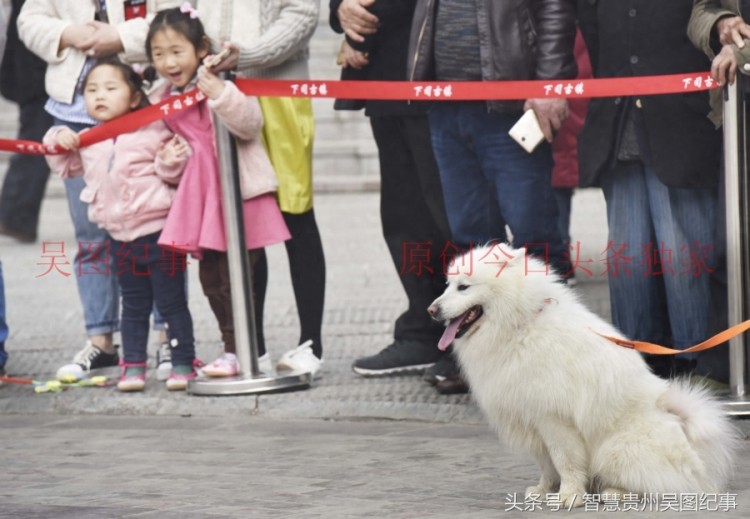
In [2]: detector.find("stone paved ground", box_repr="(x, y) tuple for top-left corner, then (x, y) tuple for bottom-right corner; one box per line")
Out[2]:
(0, 190), (610, 421)
(1, 416), (748, 519)
(2, 189), (748, 518)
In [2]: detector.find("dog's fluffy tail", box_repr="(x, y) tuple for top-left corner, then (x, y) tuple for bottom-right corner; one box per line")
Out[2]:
(660, 379), (741, 491)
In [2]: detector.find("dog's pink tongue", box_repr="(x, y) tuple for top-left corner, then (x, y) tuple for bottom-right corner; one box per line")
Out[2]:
(438, 317), (462, 351)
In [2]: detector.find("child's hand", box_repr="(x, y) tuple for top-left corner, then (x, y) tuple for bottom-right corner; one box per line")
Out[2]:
(158, 135), (191, 165)
(197, 65), (226, 100)
(55, 128), (81, 150)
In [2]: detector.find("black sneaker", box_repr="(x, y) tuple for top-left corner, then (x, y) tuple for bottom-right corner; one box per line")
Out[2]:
(435, 373), (470, 395)
(423, 352), (459, 385)
(56, 341), (120, 381)
(352, 341), (444, 376)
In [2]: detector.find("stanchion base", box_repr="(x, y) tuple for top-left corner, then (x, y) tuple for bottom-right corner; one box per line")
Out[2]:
(721, 395), (750, 417)
(187, 371), (311, 396)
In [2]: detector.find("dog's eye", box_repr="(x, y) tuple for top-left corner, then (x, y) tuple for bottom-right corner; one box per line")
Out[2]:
(457, 284), (469, 292)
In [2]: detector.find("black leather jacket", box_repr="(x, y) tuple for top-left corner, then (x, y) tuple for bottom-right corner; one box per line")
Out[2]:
(407, 0), (577, 112)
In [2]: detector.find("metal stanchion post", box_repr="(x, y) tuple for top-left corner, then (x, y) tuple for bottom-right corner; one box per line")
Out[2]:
(188, 79), (311, 395)
(722, 79), (750, 416)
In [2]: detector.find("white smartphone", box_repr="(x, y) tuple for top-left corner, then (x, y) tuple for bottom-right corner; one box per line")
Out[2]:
(206, 47), (232, 69)
(508, 109), (545, 153)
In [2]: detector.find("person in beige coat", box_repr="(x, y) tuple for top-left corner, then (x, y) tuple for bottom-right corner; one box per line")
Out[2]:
(199, 0), (327, 378)
(17, 0), (182, 382)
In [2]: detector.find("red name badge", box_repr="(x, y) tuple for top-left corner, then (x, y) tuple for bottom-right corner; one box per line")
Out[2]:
(124, 0), (147, 20)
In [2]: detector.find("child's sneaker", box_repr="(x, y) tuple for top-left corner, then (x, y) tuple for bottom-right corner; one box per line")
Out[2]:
(202, 352), (239, 378)
(202, 353), (272, 377)
(165, 359), (202, 391)
(276, 340), (322, 379)
(155, 342), (172, 381)
(116, 361), (146, 392)
(56, 341), (120, 381)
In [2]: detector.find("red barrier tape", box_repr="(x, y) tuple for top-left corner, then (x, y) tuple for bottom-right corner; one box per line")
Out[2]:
(233, 72), (720, 101)
(0, 88), (209, 155)
(0, 73), (720, 156)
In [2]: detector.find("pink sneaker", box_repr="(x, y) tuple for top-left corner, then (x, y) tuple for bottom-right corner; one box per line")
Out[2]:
(165, 359), (203, 391)
(202, 353), (239, 378)
(117, 361), (147, 392)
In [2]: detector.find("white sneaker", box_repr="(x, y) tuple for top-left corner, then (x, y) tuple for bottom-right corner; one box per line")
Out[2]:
(155, 342), (172, 381)
(258, 353), (272, 375)
(276, 340), (322, 379)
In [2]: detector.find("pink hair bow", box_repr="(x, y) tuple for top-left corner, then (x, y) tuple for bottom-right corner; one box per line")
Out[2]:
(180, 2), (199, 19)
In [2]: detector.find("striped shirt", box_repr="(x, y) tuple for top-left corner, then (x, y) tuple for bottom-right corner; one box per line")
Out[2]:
(434, 0), (483, 81)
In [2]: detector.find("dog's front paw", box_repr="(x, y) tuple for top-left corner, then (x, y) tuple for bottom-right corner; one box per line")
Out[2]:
(559, 490), (584, 508)
(525, 485), (550, 499)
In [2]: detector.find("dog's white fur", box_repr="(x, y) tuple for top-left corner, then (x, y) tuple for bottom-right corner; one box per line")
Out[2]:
(429, 244), (738, 507)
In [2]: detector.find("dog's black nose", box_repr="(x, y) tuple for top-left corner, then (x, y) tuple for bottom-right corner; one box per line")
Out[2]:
(427, 304), (438, 317)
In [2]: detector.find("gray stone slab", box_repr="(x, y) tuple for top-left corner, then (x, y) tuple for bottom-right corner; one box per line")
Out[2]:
(0, 416), (748, 519)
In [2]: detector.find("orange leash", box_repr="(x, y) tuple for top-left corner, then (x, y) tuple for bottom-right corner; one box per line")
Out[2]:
(599, 320), (750, 355)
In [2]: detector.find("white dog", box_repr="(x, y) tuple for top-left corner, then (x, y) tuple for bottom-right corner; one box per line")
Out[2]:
(428, 244), (738, 508)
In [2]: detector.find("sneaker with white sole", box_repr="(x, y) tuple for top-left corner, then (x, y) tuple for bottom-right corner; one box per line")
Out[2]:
(203, 352), (239, 377)
(117, 361), (147, 392)
(165, 359), (204, 391)
(56, 341), (120, 381)
(276, 340), (322, 379)
(258, 353), (272, 375)
(155, 342), (172, 381)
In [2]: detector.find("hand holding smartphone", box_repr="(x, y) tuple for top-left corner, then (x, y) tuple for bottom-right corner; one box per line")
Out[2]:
(508, 109), (545, 153)
(205, 47), (232, 70)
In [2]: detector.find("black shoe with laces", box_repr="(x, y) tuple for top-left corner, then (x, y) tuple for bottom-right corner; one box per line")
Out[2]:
(352, 340), (444, 376)
(423, 351), (459, 385)
(56, 341), (120, 381)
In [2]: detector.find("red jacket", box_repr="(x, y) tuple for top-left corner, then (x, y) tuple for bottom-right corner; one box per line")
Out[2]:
(551, 31), (592, 188)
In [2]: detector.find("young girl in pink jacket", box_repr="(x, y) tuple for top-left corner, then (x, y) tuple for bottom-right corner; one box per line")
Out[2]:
(146, 6), (290, 377)
(45, 58), (197, 392)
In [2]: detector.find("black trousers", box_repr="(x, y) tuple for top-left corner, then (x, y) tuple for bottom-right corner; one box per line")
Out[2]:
(370, 115), (452, 345)
(253, 209), (326, 358)
(0, 96), (53, 238)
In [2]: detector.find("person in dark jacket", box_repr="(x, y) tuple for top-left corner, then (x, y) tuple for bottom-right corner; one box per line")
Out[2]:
(0, 0), (51, 243)
(577, 0), (723, 379)
(331, 0), (469, 393)
(407, 0), (577, 281)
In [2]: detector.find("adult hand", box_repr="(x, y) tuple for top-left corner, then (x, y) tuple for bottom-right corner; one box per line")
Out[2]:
(209, 43), (239, 73)
(197, 65), (226, 100)
(59, 24), (96, 51)
(523, 98), (569, 143)
(158, 135), (191, 165)
(78, 21), (124, 57)
(338, 0), (379, 43)
(55, 128), (81, 151)
(711, 44), (739, 85)
(341, 41), (369, 69)
(715, 15), (750, 48)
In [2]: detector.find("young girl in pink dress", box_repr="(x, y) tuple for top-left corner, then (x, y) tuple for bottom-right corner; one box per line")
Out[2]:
(147, 5), (290, 377)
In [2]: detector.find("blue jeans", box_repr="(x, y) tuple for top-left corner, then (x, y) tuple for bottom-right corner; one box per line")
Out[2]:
(428, 102), (568, 274)
(601, 162), (718, 354)
(0, 260), (8, 367)
(112, 233), (194, 366)
(56, 119), (167, 335)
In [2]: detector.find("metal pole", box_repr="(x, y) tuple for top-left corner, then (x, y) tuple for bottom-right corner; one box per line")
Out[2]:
(721, 79), (750, 415)
(188, 80), (311, 395)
